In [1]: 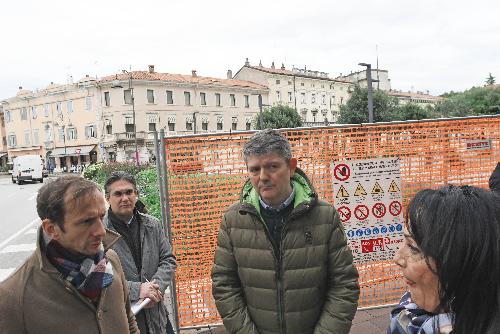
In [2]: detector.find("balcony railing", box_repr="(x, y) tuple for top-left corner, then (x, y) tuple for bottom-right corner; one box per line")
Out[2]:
(114, 131), (153, 141)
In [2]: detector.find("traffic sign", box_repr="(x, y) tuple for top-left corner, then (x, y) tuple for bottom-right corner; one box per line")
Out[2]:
(334, 164), (350, 181)
(389, 200), (402, 216)
(337, 206), (351, 222)
(354, 183), (367, 196)
(372, 202), (386, 218)
(354, 204), (369, 221)
(336, 185), (350, 198)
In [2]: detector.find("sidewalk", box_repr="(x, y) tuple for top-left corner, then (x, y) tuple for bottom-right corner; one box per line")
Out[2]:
(180, 306), (393, 334)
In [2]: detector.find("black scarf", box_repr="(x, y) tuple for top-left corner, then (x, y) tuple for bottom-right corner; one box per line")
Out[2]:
(108, 209), (142, 272)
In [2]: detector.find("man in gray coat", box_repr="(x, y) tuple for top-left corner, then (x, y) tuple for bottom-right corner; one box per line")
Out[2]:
(104, 171), (177, 334)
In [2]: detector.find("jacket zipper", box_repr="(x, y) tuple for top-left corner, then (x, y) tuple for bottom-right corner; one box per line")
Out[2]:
(244, 203), (310, 334)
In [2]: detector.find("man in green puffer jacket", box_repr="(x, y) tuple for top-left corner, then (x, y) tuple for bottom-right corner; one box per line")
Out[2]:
(212, 129), (360, 334)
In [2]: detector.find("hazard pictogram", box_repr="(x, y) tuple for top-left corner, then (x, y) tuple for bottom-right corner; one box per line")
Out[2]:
(333, 164), (350, 181)
(336, 185), (350, 199)
(371, 181), (384, 195)
(372, 202), (386, 219)
(354, 204), (369, 221)
(337, 206), (351, 222)
(388, 180), (400, 193)
(389, 200), (402, 216)
(354, 183), (367, 196)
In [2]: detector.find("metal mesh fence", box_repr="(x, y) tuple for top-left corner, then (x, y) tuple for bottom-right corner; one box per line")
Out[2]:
(162, 116), (500, 327)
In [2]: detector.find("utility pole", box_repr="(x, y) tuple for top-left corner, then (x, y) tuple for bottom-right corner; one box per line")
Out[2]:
(359, 63), (374, 123)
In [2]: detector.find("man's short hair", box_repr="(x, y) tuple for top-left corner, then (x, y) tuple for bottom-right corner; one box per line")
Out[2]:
(104, 171), (137, 196)
(243, 129), (292, 163)
(36, 175), (101, 231)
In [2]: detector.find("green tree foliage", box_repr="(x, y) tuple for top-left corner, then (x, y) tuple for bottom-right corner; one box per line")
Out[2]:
(398, 103), (433, 121)
(435, 86), (500, 117)
(486, 73), (496, 85)
(253, 104), (303, 129)
(337, 85), (400, 124)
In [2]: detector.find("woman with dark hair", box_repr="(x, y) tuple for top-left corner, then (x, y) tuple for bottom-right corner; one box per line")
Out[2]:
(389, 185), (500, 334)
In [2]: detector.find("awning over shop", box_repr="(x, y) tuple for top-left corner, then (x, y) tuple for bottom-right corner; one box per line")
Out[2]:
(50, 145), (96, 157)
(0, 153), (7, 158)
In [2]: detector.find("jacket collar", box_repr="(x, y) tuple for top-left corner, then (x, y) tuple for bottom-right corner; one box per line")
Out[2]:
(35, 226), (121, 273)
(240, 167), (317, 214)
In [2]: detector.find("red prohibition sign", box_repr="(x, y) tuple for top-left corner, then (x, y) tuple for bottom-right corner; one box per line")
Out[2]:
(389, 200), (402, 216)
(354, 204), (369, 221)
(372, 202), (386, 219)
(334, 164), (351, 181)
(337, 206), (351, 222)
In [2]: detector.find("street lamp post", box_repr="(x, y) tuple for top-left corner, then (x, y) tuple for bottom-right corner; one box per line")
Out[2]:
(358, 63), (374, 123)
(258, 94), (264, 129)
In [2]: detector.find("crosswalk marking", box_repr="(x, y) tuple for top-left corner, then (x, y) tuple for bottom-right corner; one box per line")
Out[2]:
(0, 243), (36, 254)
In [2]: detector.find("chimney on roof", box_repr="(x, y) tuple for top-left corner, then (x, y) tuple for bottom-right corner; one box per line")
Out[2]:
(259, 60), (263, 67)
(18, 86), (22, 90)
(192, 70), (197, 77)
(227, 69), (232, 79)
(86, 74), (89, 78)
(245, 58), (250, 66)
(148, 65), (155, 73)
(281, 63), (285, 70)
(426, 90), (429, 95)
(271, 62), (275, 69)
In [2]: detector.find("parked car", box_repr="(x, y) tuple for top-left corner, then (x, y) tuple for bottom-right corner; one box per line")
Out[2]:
(12, 155), (44, 184)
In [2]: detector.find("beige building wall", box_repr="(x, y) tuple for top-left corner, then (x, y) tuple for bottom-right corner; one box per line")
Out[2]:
(97, 67), (268, 163)
(0, 104), (7, 166)
(233, 61), (353, 123)
(336, 69), (391, 92)
(388, 90), (443, 107)
(2, 78), (100, 171)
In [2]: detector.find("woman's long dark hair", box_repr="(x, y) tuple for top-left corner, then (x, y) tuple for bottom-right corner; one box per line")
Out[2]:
(406, 185), (500, 334)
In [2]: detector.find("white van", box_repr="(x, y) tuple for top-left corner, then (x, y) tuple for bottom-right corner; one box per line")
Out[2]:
(12, 155), (44, 184)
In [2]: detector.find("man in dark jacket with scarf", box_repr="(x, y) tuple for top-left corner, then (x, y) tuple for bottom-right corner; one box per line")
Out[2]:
(212, 129), (360, 334)
(104, 171), (177, 334)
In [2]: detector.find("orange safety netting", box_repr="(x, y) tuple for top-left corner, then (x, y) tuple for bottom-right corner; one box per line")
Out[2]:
(163, 116), (500, 327)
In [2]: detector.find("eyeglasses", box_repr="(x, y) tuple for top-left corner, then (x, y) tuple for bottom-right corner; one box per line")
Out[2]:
(111, 189), (136, 198)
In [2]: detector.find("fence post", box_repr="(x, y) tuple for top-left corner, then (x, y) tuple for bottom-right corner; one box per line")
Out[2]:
(158, 129), (180, 333)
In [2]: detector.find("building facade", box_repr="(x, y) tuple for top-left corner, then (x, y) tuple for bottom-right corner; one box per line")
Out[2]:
(0, 104), (8, 168)
(2, 78), (100, 172)
(336, 69), (391, 92)
(97, 65), (267, 163)
(1, 66), (268, 166)
(387, 90), (443, 107)
(233, 60), (353, 124)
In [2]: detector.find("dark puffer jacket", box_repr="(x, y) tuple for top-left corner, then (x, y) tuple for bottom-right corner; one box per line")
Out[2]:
(212, 169), (359, 334)
(489, 162), (500, 193)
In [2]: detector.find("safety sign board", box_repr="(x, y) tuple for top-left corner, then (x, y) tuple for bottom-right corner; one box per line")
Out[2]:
(336, 185), (350, 199)
(354, 183), (367, 196)
(332, 157), (404, 264)
(337, 206), (351, 222)
(333, 164), (350, 181)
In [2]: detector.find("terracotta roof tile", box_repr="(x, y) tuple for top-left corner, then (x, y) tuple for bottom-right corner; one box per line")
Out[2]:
(99, 71), (267, 90)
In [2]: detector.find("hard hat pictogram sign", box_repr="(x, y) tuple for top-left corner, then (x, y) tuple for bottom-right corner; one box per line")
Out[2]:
(388, 180), (400, 193)
(371, 181), (384, 195)
(334, 164), (350, 181)
(354, 183), (367, 196)
(337, 206), (351, 222)
(336, 185), (350, 199)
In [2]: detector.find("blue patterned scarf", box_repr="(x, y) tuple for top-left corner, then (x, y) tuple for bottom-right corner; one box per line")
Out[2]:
(46, 239), (114, 300)
(388, 292), (454, 334)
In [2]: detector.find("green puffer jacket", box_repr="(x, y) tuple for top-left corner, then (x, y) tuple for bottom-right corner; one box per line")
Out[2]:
(212, 169), (360, 334)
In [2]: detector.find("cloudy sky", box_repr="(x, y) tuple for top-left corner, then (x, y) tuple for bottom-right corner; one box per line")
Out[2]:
(1, 0), (498, 99)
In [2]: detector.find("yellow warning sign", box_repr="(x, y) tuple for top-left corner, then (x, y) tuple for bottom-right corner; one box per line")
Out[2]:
(371, 181), (384, 194)
(354, 183), (367, 196)
(336, 185), (350, 198)
(388, 180), (400, 193)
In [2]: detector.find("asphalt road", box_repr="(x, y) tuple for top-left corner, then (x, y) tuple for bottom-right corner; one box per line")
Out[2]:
(0, 174), (44, 281)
